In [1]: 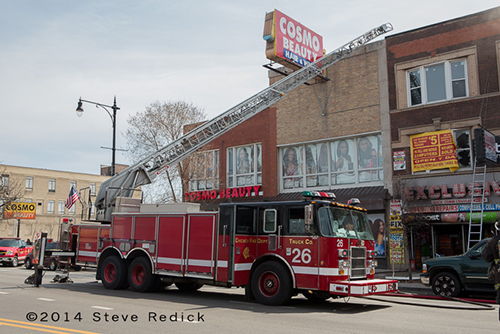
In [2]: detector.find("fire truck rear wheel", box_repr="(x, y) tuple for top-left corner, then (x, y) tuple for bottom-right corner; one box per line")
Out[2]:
(100, 256), (129, 290)
(251, 262), (292, 306)
(175, 282), (203, 292)
(128, 257), (158, 292)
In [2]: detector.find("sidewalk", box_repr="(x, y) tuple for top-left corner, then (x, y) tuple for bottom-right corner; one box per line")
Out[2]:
(375, 269), (431, 292)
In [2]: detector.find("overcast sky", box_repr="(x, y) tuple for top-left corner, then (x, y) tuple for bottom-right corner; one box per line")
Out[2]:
(1, 1), (499, 175)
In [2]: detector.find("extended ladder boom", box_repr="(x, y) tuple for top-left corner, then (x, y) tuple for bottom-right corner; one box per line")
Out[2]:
(95, 23), (393, 221)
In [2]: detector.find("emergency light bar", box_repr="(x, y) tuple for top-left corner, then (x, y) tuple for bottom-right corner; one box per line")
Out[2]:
(302, 191), (336, 200)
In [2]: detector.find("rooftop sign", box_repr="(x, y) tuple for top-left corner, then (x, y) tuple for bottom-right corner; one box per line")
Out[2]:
(263, 10), (323, 69)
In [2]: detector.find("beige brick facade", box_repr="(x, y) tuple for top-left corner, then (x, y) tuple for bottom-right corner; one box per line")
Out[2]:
(1, 164), (109, 240)
(274, 41), (385, 146)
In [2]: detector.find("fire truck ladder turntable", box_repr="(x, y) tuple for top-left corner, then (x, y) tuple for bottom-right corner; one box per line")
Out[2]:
(91, 23), (394, 222)
(467, 158), (487, 250)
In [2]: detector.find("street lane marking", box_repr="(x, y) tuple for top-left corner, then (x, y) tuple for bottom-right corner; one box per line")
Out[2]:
(37, 298), (55, 301)
(0, 318), (99, 334)
(91, 306), (114, 310)
(0, 291), (8, 294)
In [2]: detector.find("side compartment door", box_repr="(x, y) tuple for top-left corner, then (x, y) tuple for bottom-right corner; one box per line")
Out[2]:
(157, 215), (186, 275)
(77, 226), (100, 264)
(216, 206), (235, 283)
(185, 213), (217, 278)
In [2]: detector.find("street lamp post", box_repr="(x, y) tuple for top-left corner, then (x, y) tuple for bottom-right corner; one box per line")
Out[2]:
(76, 96), (120, 176)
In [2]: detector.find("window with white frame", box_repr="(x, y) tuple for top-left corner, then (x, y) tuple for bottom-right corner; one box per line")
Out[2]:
(48, 179), (56, 192)
(58, 201), (65, 214)
(1, 174), (9, 187)
(407, 59), (467, 106)
(280, 135), (383, 191)
(47, 200), (55, 214)
(90, 183), (96, 195)
(70, 181), (77, 190)
(227, 144), (262, 188)
(25, 177), (33, 190)
(189, 150), (219, 191)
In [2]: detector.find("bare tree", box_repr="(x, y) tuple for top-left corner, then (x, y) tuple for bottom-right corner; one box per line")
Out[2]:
(0, 165), (26, 236)
(124, 101), (206, 203)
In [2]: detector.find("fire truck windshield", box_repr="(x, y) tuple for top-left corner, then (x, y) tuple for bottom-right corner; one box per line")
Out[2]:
(317, 206), (374, 240)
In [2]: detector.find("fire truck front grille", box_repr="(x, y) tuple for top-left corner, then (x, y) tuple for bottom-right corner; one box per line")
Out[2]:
(350, 246), (366, 279)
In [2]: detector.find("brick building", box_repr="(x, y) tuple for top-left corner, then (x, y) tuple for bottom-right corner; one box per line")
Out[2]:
(183, 38), (393, 267)
(387, 6), (500, 267)
(0, 164), (109, 240)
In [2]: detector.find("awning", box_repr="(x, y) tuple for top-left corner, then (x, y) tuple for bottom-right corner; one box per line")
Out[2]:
(198, 186), (390, 211)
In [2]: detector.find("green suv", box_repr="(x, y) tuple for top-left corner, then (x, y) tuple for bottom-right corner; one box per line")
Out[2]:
(420, 238), (494, 297)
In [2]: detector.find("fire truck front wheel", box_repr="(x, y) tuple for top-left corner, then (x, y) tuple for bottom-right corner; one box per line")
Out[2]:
(251, 262), (292, 306)
(100, 256), (129, 290)
(128, 257), (158, 292)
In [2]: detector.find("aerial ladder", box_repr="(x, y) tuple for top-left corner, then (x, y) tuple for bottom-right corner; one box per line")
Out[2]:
(91, 23), (394, 222)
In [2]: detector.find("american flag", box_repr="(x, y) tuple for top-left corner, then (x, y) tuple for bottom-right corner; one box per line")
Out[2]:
(65, 186), (79, 209)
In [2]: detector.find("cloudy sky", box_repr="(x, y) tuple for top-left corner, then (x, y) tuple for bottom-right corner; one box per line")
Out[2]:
(1, 1), (498, 175)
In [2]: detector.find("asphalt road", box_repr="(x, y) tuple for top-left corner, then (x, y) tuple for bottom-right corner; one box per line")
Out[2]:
(0, 266), (499, 334)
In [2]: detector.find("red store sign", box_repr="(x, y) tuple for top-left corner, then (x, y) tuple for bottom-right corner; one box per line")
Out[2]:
(185, 185), (261, 202)
(405, 181), (500, 201)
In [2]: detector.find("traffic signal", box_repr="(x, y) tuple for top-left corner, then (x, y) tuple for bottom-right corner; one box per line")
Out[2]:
(457, 150), (471, 167)
(455, 131), (471, 167)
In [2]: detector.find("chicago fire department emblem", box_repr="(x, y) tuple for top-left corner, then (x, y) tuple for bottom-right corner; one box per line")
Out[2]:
(243, 247), (250, 259)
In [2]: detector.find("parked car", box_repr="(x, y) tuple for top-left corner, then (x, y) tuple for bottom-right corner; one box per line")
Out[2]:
(0, 238), (34, 267)
(420, 238), (495, 297)
(25, 241), (60, 271)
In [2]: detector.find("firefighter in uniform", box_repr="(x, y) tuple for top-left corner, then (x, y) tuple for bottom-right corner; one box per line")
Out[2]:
(481, 222), (500, 320)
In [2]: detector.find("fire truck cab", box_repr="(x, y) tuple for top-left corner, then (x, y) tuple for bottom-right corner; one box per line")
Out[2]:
(87, 191), (397, 305)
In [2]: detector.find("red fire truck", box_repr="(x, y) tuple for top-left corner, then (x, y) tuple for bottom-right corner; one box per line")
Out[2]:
(65, 191), (397, 305)
(58, 23), (396, 305)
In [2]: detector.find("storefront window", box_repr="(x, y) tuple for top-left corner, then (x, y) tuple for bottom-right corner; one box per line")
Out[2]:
(188, 150), (219, 191)
(357, 135), (383, 183)
(280, 134), (383, 191)
(332, 139), (355, 185)
(282, 146), (303, 189)
(227, 144), (262, 188)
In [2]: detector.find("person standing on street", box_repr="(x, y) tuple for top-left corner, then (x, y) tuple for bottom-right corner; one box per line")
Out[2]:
(481, 222), (500, 320)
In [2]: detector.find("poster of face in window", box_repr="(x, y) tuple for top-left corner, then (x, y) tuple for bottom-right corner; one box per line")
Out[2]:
(369, 214), (386, 258)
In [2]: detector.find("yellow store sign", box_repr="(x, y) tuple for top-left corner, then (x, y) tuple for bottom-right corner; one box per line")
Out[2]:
(3, 202), (36, 219)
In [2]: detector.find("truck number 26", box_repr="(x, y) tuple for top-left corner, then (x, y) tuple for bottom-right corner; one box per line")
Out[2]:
(291, 248), (312, 264)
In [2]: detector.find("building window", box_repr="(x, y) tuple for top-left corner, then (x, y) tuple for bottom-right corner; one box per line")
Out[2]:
(26, 177), (33, 190)
(407, 59), (468, 106)
(48, 179), (56, 192)
(1, 174), (9, 187)
(47, 200), (55, 214)
(70, 181), (77, 190)
(189, 150), (219, 191)
(227, 144), (262, 188)
(58, 201), (65, 214)
(90, 183), (96, 195)
(280, 135), (383, 191)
